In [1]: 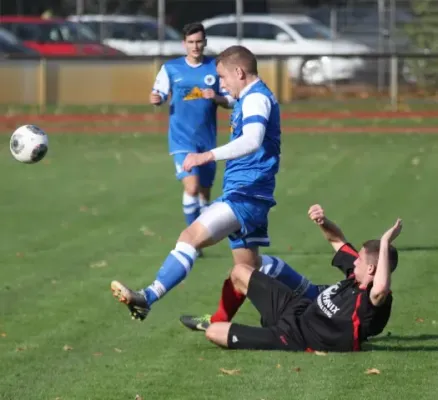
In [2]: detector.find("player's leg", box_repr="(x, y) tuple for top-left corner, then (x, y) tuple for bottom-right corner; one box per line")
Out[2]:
(110, 201), (242, 320)
(180, 254), (321, 330)
(173, 153), (202, 227)
(205, 264), (281, 349)
(198, 159), (216, 214)
(259, 255), (321, 300)
(206, 264), (306, 351)
(180, 196), (270, 330)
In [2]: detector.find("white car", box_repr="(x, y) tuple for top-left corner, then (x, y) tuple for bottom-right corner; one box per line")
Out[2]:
(202, 14), (372, 85)
(68, 15), (188, 56)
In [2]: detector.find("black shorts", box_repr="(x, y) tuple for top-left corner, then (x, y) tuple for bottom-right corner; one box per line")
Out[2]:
(227, 270), (310, 351)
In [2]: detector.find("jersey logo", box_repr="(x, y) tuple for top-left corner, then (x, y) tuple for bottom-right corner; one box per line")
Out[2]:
(316, 283), (341, 319)
(184, 86), (203, 101)
(204, 74), (216, 86)
(174, 78), (183, 83)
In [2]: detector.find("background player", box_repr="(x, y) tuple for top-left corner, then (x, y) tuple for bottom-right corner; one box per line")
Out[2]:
(205, 204), (402, 352)
(110, 46), (284, 322)
(150, 22), (234, 230)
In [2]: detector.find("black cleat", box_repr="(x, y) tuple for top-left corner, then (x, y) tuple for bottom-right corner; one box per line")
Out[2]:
(180, 314), (211, 331)
(111, 280), (150, 321)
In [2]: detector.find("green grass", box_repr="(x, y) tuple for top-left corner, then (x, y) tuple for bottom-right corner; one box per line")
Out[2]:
(1, 133), (438, 400)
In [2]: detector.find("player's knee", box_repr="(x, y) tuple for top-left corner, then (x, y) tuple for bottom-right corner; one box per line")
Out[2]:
(205, 323), (230, 348)
(182, 178), (199, 197)
(230, 263), (252, 289)
(205, 325), (217, 342)
(177, 222), (211, 249)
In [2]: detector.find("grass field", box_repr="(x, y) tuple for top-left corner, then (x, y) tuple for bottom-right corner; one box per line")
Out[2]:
(1, 128), (438, 399)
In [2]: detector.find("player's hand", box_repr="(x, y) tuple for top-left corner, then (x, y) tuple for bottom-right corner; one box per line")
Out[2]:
(201, 89), (216, 100)
(183, 152), (214, 172)
(308, 204), (326, 225)
(381, 218), (403, 243)
(150, 92), (162, 105)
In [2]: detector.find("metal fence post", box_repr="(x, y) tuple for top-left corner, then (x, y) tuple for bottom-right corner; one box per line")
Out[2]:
(390, 55), (398, 111)
(236, 0), (243, 44)
(158, 0), (166, 56)
(38, 58), (47, 113)
(389, 0), (398, 111)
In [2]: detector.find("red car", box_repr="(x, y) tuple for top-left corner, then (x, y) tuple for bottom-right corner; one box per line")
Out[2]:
(0, 16), (125, 56)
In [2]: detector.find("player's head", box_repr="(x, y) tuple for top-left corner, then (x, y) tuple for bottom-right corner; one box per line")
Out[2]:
(216, 45), (258, 98)
(353, 239), (399, 283)
(182, 22), (206, 59)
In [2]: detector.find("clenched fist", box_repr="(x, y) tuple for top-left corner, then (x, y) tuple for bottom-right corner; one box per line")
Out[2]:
(201, 89), (216, 100)
(150, 92), (162, 105)
(308, 204), (326, 225)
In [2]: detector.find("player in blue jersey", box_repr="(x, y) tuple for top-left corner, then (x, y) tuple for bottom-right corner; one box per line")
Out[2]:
(150, 22), (234, 230)
(110, 46), (291, 323)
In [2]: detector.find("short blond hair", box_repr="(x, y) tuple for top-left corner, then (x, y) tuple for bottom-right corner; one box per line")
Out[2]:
(216, 45), (258, 75)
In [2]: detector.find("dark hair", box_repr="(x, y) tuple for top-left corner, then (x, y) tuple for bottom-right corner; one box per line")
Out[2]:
(216, 45), (258, 75)
(182, 22), (206, 39)
(362, 239), (399, 272)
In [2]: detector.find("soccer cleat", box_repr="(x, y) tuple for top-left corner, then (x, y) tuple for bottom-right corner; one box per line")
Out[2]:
(180, 314), (211, 331)
(111, 280), (150, 321)
(196, 249), (204, 258)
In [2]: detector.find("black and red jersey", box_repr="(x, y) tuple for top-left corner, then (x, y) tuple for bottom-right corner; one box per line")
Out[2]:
(298, 243), (392, 352)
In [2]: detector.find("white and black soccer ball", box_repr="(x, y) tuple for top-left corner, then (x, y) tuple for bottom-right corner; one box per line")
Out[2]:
(10, 125), (49, 164)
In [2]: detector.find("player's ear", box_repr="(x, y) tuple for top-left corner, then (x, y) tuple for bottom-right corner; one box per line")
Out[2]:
(236, 66), (244, 79)
(368, 263), (377, 276)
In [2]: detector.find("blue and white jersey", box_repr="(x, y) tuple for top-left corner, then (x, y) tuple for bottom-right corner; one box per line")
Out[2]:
(153, 56), (230, 155)
(223, 79), (281, 202)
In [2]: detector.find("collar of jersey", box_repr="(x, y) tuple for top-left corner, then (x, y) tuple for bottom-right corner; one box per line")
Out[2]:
(184, 57), (203, 68)
(239, 78), (260, 99)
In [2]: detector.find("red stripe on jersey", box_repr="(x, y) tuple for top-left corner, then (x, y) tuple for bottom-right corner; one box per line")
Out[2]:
(341, 243), (359, 258)
(352, 293), (363, 351)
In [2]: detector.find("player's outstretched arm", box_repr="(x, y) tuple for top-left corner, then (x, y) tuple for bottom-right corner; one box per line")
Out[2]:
(150, 65), (170, 106)
(308, 204), (347, 251)
(370, 218), (402, 306)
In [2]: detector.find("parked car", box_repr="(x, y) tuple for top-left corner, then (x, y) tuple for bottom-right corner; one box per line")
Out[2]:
(202, 14), (372, 85)
(0, 16), (125, 57)
(307, 5), (420, 84)
(0, 27), (40, 57)
(68, 15), (193, 56)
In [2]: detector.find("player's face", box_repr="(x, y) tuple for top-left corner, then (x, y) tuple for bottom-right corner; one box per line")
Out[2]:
(216, 61), (241, 98)
(183, 31), (206, 59)
(353, 248), (374, 282)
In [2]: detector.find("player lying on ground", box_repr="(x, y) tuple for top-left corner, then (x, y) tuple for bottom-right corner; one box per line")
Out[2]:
(150, 22), (234, 233)
(203, 205), (402, 352)
(110, 45), (286, 322)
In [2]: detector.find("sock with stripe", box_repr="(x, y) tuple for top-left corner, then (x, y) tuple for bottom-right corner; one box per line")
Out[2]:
(144, 242), (198, 306)
(183, 192), (200, 226)
(259, 255), (319, 299)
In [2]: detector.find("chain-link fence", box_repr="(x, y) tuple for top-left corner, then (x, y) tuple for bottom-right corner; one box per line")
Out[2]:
(0, 0), (437, 106)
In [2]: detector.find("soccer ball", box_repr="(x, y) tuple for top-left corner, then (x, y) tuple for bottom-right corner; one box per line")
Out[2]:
(10, 125), (49, 164)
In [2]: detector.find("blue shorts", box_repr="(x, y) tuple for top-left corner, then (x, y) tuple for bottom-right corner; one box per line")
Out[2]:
(216, 192), (276, 250)
(172, 152), (216, 188)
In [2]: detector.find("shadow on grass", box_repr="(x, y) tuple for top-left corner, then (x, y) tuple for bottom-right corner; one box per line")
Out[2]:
(364, 333), (438, 352)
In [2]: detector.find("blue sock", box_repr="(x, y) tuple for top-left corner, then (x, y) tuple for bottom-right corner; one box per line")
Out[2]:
(183, 192), (200, 226)
(144, 242), (198, 306)
(260, 255), (319, 300)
